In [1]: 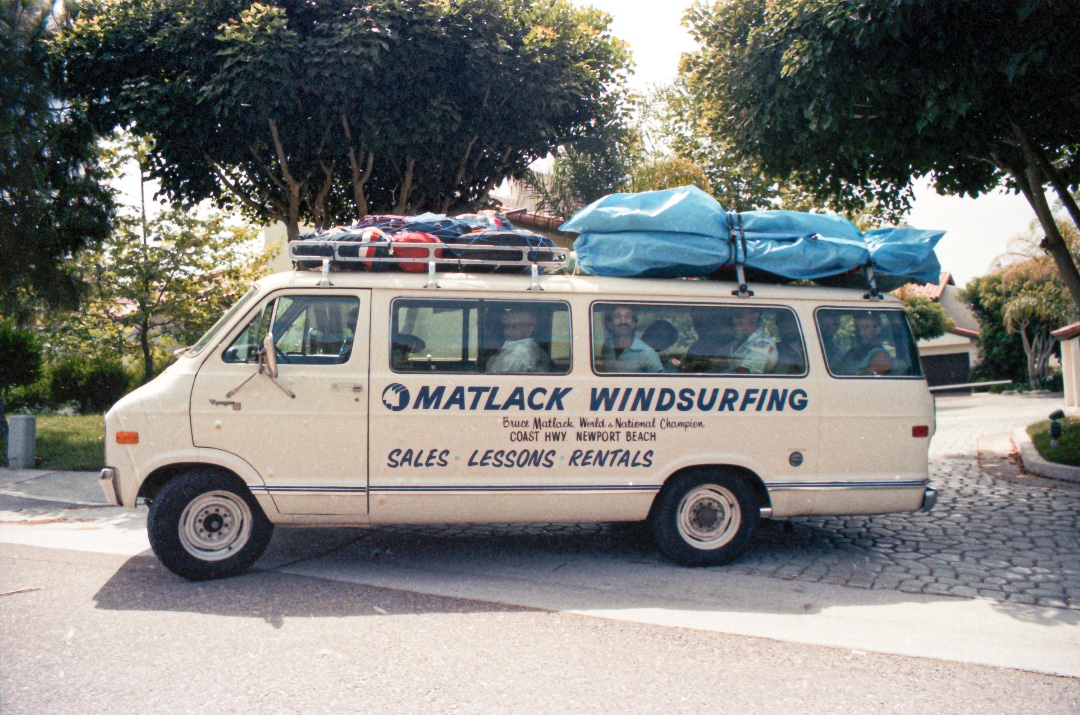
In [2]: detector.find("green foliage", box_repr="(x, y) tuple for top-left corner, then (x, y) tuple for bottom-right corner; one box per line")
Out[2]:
(628, 156), (711, 195)
(40, 200), (273, 383)
(683, 0), (1080, 304)
(899, 295), (954, 342)
(47, 356), (133, 415)
(522, 143), (633, 219)
(1028, 417), (1080, 467)
(0, 0), (114, 318)
(0, 323), (42, 397)
(6, 378), (49, 412)
(961, 258), (1072, 388)
(54, 0), (632, 238)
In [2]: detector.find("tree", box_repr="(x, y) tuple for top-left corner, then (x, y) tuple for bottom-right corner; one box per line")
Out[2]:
(57, 207), (273, 384)
(0, 0), (113, 320)
(627, 156), (711, 195)
(684, 1), (1080, 306)
(54, 0), (631, 239)
(1003, 282), (1069, 390)
(898, 294), (953, 342)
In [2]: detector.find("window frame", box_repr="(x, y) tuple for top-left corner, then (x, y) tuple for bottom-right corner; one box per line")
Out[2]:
(588, 300), (809, 378)
(388, 297), (573, 375)
(814, 306), (924, 380)
(220, 291), (362, 367)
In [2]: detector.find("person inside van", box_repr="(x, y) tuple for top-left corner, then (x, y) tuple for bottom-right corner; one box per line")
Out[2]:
(728, 309), (778, 374)
(599, 305), (662, 373)
(773, 311), (805, 374)
(839, 311), (893, 375)
(641, 319), (680, 372)
(817, 310), (845, 364)
(486, 307), (551, 373)
(336, 305), (361, 363)
(680, 307), (736, 373)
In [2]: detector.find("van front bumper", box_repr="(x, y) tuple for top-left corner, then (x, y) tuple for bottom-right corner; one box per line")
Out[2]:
(99, 468), (121, 506)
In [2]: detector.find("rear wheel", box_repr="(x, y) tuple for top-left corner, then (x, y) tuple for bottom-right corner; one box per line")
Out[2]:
(650, 470), (759, 566)
(148, 470), (273, 581)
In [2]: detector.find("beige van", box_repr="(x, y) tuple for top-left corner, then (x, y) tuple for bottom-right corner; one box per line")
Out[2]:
(100, 247), (936, 580)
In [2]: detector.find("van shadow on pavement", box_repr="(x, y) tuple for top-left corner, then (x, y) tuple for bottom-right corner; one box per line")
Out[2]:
(92, 519), (970, 625)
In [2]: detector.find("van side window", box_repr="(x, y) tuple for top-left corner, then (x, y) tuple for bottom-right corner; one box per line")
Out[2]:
(223, 295), (361, 365)
(391, 299), (571, 374)
(816, 308), (922, 377)
(591, 303), (805, 376)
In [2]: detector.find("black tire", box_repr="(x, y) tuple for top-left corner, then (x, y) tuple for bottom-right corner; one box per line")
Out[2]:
(650, 469), (759, 567)
(147, 470), (273, 581)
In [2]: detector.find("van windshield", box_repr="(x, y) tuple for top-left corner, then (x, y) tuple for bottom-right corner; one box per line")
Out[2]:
(183, 286), (259, 357)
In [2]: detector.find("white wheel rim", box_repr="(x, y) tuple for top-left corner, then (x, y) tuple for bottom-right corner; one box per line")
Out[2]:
(676, 485), (741, 550)
(178, 491), (253, 562)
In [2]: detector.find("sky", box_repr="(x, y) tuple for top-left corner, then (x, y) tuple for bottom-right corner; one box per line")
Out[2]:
(574, 0), (1039, 287)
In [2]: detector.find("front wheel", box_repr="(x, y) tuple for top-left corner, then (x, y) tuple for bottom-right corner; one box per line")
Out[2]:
(650, 470), (759, 566)
(148, 470), (273, 581)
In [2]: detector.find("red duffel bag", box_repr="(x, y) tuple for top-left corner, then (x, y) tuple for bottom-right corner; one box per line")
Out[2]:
(392, 232), (444, 272)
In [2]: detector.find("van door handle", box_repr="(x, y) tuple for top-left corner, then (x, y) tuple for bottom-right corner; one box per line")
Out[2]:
(332, 383), (364, 393)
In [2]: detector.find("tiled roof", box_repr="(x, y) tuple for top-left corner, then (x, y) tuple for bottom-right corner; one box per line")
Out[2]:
(1052, 321), (1080, 340)
(901, 272), (952, 301)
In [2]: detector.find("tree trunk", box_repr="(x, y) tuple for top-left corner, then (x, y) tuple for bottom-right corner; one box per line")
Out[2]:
(1011, 127), (1080, 311)
(312, 160), (335, 230)
(1031, 144), (1080, 238)
(268, 119), (302, 241)
(341, 114), (375, 220)
(140, 314), (153, 385)
(394, 155), (415, 214)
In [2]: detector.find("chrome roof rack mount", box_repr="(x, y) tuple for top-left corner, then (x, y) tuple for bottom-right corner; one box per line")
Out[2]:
(287, 239), (570, 291)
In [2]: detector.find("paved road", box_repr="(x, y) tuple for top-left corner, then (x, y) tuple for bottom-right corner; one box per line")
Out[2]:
(2, 392), (1079, 712)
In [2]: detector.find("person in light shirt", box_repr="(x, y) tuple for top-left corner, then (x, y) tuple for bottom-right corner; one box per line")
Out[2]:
(598, 305), (662, 373)
(729, 309), (778, 374)
(486, 307), (551, 373)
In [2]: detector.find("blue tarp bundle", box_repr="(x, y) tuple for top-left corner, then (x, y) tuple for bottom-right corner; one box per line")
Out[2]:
(561, 186), (945, 287)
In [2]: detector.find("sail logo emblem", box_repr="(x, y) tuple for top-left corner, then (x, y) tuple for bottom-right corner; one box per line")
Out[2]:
(381, 383), (410, 411)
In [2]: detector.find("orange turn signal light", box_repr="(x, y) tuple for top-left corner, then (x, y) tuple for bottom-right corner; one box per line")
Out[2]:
(912, 425), (930, 438)
(115, 431), (139, 445)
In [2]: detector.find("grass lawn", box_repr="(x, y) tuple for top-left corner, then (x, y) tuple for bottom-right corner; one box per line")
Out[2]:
(1, 414), (104, 471)
(1028, 418), (1080, 467)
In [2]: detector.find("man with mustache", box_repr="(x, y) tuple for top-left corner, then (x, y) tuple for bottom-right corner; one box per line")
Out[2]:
(598, 305), (662, 373)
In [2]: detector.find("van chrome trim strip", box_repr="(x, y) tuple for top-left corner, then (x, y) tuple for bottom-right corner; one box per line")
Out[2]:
(250, 484), (660, 496)
(371, 484), (662, 494)
(249, 485), (368, 495)
(767, 480), (928, 491)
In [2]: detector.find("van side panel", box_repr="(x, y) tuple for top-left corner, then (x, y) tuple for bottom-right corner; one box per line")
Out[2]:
(367, 292), (827, 524)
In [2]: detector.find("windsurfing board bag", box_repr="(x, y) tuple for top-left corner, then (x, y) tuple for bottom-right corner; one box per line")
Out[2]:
(561, 186), (944, 287)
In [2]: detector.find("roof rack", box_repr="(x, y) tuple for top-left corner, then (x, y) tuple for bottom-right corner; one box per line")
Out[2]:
(287, 239), (571, 291)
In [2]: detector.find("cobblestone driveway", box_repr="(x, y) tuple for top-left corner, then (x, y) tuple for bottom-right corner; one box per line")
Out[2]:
(362, 394), (1079, 611)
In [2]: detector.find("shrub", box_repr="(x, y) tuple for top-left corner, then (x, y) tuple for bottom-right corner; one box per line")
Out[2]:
(6, 378), (49, 411)
(48, 357), (133, 414)
(0, 324), (42, 398)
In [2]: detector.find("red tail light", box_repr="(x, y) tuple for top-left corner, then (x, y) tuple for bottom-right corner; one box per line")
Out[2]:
(912, 425), (930, 438)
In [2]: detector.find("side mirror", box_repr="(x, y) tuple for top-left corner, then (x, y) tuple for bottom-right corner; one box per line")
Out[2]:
(262, 333), (278, 378)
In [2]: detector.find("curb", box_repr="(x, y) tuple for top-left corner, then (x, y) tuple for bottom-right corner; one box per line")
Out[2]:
(1011, 428), (1080, 484)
